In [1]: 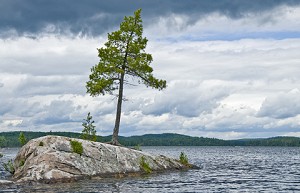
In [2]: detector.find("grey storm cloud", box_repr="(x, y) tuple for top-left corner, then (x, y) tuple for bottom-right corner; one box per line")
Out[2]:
(1, 0), (299, 37)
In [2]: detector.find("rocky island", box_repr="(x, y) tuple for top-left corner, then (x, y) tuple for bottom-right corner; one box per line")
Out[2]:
(6, 136), (193, 183)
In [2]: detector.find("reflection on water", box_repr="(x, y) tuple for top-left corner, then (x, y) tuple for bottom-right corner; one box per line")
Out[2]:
(1, 146), (300, 192)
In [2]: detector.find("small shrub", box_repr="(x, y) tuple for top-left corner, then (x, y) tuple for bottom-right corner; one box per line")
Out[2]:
(179, 152), (189, 165)
(0, 153), (3, 158)
(39, 141), (44, 146)
(19, 159), (25, 167)
(3, 159), (15, 174)
(140, 156), (152, 174)
(70, 140), (83, 155)
(133, 144), (142, 151)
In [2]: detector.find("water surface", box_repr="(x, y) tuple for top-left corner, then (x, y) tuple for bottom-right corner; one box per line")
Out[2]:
(1, 146), (300, 192)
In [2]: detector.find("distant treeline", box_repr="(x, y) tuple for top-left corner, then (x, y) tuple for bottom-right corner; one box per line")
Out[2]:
(0, 131), (300, 147)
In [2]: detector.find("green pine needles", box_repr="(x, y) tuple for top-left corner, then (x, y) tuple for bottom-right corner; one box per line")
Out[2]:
(19, 132), (27, 146)
(86, 9), (166, 145)
(81, 112), (97, 142)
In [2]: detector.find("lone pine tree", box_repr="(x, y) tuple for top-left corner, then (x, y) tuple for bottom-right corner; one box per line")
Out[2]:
(81, 112), (97, 142)
(86, 9), (166, 145)
(19, 132), (27, 146)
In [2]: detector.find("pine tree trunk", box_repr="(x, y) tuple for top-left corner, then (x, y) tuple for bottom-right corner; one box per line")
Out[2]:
(111, 28), (134, 146)
(111, 72), (125, 145)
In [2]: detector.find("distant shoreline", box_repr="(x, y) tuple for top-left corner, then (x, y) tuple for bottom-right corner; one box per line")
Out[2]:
(1, 131), (300, 147)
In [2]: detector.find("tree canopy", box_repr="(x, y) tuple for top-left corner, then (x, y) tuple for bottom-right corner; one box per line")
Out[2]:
(86, 9), (166, 145)
(1, 132), (300, 147)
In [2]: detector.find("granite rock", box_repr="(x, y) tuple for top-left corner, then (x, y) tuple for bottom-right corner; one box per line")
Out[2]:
(12, 136), (189, 183)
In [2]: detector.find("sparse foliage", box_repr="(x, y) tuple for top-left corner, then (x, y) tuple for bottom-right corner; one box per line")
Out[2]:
(179, 152), (189, 165)
(19, 159), (25, 167)
(19, 132), (27, 146)
(133, 144), (142, 151)
(81, 112), (97, 142)
(86, 9), (167, 145)
(70, 140), (83, 155)
(3, 159), (15, 174)
(140, 156), (152, 174)
(0, 136), (6, 147)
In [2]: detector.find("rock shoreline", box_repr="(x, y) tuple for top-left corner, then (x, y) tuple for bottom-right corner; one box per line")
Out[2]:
(8, 136), (194, 183)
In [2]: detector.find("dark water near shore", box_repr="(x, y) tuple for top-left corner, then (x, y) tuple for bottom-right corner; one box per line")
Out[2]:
(1, 146), (300, 192)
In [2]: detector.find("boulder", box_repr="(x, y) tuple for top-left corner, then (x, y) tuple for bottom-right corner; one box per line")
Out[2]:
(12, 136), (190, 183)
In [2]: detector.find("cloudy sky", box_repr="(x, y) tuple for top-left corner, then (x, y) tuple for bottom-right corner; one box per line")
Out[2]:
(1, 0), (300, 139)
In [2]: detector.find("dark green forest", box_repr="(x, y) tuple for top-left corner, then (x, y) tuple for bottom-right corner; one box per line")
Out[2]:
(0, 131), (300, 147)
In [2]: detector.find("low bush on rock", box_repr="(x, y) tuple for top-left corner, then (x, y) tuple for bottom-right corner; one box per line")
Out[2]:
(179, 152), (189, 165)
(70, 140), (83, 155)
(133, 144), (142, 151)
(19, 159), (25, 167)
(3, 159), (15, 174)
(140, 156), (152, 174)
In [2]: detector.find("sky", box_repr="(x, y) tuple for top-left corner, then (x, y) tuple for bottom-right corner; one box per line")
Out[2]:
(0, 0), (300, 139)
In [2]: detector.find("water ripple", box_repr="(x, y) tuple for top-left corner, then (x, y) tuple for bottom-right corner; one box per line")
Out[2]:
(1, 146), (300, 192)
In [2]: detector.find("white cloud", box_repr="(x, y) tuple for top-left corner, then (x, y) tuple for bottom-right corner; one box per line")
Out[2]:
(145, 5), (300, 40)
(2, 119), (23, 127)
(15, 74), (87, 96)
(258, 89), (300, 119)
(140, 80), (232, 117)
(0, 36), (101, 76)
(1, 7), (300, 139)
(283, 132), (300, 138)
(33, 100), (77, 125)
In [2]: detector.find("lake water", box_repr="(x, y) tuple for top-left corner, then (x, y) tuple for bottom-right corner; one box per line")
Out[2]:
(1, 146), (300, 192)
